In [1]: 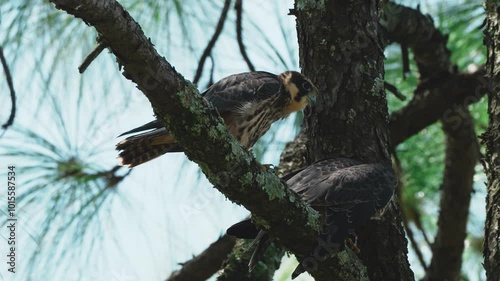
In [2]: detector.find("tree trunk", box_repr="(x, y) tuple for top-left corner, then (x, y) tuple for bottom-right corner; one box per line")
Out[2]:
(295, 0), (414, 280)
(483, 1), (500, 280)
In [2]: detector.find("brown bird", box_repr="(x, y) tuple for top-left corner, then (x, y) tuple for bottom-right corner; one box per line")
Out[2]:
(116, 71), (318, 167)
(227, 158), (396, 279)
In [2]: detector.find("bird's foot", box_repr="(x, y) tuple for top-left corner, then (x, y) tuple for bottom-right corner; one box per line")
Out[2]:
(346, 237), (360, 254)
(346, 230), (360, 254)
(256, 161), (275, 171)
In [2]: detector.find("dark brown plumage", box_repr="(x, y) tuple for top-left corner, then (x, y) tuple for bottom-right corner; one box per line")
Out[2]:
(116, 71), (317, 167)
(226, 158), (396, 279)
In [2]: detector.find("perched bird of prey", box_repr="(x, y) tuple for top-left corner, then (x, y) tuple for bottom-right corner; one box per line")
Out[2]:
(226, 158), (396, 279)
(116, 71), (317, 167)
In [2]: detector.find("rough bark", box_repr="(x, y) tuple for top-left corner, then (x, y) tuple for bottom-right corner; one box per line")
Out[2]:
(295, 1), (413, 280)
(483, 1), (500, 280)
(166, 235), (236, 281)
(299, 1), (391, 164)
(46, 1), (373, 280)
(48, 0), (327, 273)
(45, 1), (489, 280)
(217, 134), (307, 281)
(217, 240), (282, 281)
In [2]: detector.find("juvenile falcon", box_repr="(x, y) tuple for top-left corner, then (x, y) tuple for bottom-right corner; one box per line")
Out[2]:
(116, 71), (318, 167)
(227, 158), (396, 279)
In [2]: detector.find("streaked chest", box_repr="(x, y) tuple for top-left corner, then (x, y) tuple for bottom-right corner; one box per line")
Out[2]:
(226, 100), (284, 149)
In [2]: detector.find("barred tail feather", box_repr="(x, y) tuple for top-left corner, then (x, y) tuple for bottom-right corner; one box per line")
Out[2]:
(116, 130), (181, 167)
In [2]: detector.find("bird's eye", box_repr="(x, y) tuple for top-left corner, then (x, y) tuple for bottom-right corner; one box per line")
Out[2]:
(302, 82), (311, 91)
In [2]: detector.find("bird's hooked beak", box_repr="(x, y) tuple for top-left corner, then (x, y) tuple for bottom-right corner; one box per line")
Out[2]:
(306, 87), (318, 106)
(307, 94), (317, 105)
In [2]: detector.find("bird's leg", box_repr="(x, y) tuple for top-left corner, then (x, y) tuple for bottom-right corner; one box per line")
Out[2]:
(346, 229), (360, 254)
(255, 161), (275, 171)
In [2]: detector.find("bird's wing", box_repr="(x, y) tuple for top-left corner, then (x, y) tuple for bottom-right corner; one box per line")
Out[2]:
(118, 72), (280, 137)
(289, 160), (396, 211)
(323, 163), (396, 211)
(201, 71), (282, 116)
(117, 120), (163, 137)
(287, 158), (362, 205)
(289, 160), (396, 279)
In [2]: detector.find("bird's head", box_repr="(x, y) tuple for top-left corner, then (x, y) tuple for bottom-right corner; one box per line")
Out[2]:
(279, 71), (318, 115)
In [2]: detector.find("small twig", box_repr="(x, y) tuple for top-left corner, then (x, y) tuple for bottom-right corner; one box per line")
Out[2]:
(206, 54), (216, 89)
(78, 41), (108, 74)
(413, 211), (432, 248)
(94, 165), (132, 188)
(401, 43), (410, 79)
(193, 0), (232, 84)
(235, 0), (255, 71)
(393, 153), (428, 271)
(0, 46), (16, 134)
(384, 81), (406, 101)
(402, 213), (428, 270)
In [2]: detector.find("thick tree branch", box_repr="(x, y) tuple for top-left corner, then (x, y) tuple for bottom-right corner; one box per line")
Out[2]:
(171, 150), (308, 281)
(166, 235), (236, 281)
(383, 2), (487, 146)
(48, 0), (330, 277)
(382, 2), (451, 77)
(482, 1), (500, 280)
(218, 133), (307, 280)
(425, 106), (479, 281)
(217, 240), (282, 281)
(389, 68), (486, 146)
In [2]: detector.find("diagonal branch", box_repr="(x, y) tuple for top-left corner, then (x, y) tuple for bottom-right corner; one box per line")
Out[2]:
(382, 2), (451, 77)
(47, 0), (338, 278)
(166, 235), (236, 281)
(78, 41), (108, 74)
(218, 133), (308, 281)
(389, 68), (486, 146)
